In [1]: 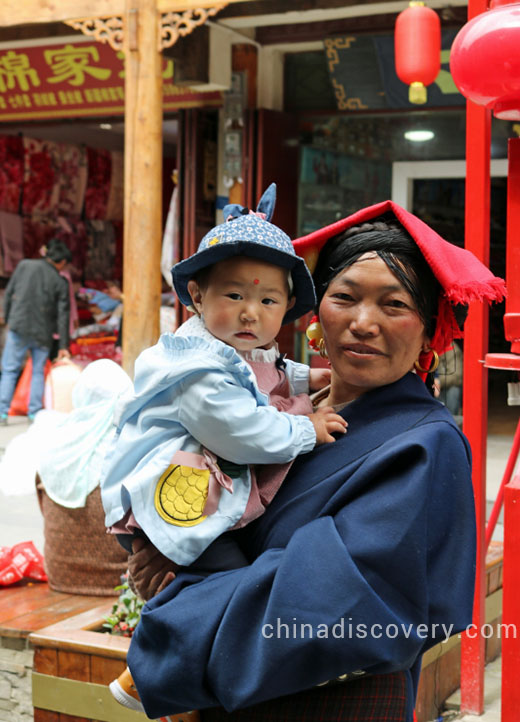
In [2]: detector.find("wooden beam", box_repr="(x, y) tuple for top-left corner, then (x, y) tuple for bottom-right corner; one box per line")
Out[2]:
(121, 0), (163, 376)
(157, 0), (252, 10)
(0, 1), (123, 26)
(0, 0), (253, 28)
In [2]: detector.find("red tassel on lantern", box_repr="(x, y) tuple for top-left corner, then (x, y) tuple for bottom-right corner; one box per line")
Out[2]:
(395, 1), (441, 104)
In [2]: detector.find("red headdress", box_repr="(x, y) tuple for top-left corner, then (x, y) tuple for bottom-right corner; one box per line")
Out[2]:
(293, 200), (506, 377)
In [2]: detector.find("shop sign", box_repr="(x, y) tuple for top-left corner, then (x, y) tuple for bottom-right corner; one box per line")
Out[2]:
(0, 38), (223, 122)
(325, 30), (464, 111)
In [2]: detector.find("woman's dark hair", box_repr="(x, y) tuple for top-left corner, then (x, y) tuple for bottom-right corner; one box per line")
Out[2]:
(46, 238), (72, 264)
(312, 214), (441, 340)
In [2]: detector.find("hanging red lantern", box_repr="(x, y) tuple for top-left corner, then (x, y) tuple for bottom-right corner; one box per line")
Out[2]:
(450, 0), (520, 120)
(395, 1), (441, 105)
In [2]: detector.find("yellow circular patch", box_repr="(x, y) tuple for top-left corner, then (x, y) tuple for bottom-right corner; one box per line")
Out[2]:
(208, 237), (220, 246)
(154, 464), (210, 527)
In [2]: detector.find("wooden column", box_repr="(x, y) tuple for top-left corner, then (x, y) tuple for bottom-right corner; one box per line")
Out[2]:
(228, 44), (258, 207)
(122, 0), (163, 376)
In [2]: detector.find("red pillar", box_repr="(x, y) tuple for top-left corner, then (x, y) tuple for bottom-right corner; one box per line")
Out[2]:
(500, 137), (520, 722)
(504, 138), (520, 354)
(459, 0), (492, 708)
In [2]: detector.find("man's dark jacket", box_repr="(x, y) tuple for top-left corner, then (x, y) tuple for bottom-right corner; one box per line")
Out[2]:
(3, 258), (70, 350)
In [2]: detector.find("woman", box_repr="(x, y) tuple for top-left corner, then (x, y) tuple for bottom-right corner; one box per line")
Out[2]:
(124, 200), (505, 721)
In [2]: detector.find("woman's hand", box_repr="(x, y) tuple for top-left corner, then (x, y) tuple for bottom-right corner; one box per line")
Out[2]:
(308, 406), (347, 444)
(128, 537), (177, 601)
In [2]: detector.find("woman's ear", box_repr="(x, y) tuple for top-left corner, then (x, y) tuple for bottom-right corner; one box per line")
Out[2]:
(187, 279), (203, 315)
(286, 297), (296, 312)
(420, 328), (432, 355)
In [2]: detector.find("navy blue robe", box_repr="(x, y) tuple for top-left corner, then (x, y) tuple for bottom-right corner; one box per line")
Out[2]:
(128, 372), (476, 721)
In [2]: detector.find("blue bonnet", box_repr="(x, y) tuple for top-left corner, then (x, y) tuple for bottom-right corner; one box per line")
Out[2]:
(171, 183), (316, 324)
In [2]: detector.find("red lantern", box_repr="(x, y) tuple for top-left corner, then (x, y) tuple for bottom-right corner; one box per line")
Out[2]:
(395, 1), (441, 104)
(450, 0), (520, 120)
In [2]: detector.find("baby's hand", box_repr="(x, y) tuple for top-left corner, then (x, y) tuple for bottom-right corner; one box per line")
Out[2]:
(309, 367), (331, 391)
(309, 406), (347, 444)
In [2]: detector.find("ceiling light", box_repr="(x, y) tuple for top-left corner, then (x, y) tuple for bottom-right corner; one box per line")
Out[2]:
(404, 130), (434, 142)
(99, 123), (112, 130)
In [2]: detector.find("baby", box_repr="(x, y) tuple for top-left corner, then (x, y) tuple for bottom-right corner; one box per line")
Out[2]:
(101, 184), (346, 710)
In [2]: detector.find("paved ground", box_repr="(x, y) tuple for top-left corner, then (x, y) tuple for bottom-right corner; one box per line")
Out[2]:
(0, 415), (44, 551)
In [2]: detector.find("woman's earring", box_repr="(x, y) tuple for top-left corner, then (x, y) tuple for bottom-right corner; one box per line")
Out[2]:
(318, 338), (328, 359)
(414, 349), (440, 374)
(306, 316), (329, 359)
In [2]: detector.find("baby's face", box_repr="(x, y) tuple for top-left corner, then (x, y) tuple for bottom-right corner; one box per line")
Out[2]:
(187, 256), (294, 351)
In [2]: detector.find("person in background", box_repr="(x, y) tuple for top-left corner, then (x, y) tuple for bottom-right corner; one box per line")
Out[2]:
(60, 267), (79, 339)
(437, 340), (463, 421)
(0, 239), (72, 424)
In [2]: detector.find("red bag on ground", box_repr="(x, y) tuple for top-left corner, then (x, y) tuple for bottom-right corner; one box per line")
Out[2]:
(0, 541), (48, 585)
(8, 357), (52, 416)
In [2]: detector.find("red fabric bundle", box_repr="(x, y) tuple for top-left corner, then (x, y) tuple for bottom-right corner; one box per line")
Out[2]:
(0, 541), (47, 586)
(0, 135), (24, 213)
(84, 147), (112, 220)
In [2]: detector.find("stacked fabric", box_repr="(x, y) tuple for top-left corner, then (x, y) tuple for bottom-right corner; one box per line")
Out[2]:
(0, 134), (124, 283)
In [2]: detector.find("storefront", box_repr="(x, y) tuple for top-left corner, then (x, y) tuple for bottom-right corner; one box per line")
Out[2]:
(0, 27), (226, 363)
(0, 1), (514, 369)
(251, 15), (514, 371)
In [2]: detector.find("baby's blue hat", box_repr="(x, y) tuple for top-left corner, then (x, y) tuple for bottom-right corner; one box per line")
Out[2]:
(171, 183), (316, 324)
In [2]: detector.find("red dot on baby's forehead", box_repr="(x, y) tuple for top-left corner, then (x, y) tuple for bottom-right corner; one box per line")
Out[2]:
(253, 278), (260, 284)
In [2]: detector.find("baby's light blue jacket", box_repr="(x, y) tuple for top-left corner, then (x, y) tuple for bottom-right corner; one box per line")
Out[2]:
(100, 316), (316, 565)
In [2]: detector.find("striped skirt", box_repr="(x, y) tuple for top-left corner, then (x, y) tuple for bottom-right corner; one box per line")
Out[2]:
(200, 671), (408, 722)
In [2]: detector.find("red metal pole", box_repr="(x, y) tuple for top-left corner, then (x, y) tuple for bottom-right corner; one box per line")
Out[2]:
(500, 136), (520, 722)
(504, 138), (520, 354)
(459, 0), (492, 709)
(502, 472), (520, 718)
(485, 417), (520, 549)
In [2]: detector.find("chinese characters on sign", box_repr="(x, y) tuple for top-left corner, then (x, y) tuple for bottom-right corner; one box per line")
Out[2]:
(0, 40), (223, 121)
(44, 45), (112, 86)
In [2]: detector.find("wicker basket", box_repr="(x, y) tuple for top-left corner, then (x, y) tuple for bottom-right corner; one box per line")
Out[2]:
(36, 477), (128, 595)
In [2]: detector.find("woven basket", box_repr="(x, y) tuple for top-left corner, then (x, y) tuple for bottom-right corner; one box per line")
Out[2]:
(36, 477), (128, 596)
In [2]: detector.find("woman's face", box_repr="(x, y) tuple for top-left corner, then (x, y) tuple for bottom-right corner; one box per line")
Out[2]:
(319, 253), (430, 403)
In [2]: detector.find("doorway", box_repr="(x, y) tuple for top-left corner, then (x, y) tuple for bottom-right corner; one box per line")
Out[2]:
(391, 159), (514, 432)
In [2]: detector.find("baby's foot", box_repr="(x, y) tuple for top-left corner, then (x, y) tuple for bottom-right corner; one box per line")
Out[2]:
(109, 666), (144, 713)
